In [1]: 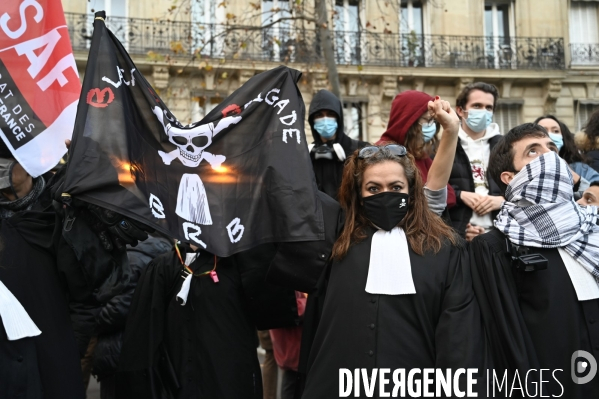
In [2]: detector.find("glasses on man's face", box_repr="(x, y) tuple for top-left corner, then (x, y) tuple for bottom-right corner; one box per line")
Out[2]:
(358, 144), (407, 159)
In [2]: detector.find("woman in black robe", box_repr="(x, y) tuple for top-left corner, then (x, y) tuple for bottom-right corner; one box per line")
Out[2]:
(0, 210), (84, 399)
(298, 101), (487, 398)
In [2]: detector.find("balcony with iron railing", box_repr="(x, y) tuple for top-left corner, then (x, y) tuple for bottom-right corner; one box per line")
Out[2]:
(65, 13), (566, 70)
(570, 43), (599, 66)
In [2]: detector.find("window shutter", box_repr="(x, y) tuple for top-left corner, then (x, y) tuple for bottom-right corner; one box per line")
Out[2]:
(494, 103), (521, 134)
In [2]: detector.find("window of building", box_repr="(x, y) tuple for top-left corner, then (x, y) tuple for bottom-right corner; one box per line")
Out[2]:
(343, 101), (364, 141)
(575, 101), (599, 131)
(399, 1), (425, 66)
(87, 0), (128, 47)
(400, 0), (423, 36)
(262, 0), (293, 62)
(493, 102), (521, 134)
(191, 0), (225, 56)
(484, 1), (515, 69)
(569, 1), (599, 65)
(334, 0), (361, 64)
(87, 0), (126, 18)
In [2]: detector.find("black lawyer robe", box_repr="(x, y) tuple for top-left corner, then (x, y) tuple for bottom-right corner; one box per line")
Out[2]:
(470, 228), (599, 398)
(116, 243), (299, 399)
(300, 229), (487, 399)
(0, 211), (84, 399)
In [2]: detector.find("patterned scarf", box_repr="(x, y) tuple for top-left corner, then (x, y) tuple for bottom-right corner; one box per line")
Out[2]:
(0, 176), (45, 220)
(494, 151), (599, 277)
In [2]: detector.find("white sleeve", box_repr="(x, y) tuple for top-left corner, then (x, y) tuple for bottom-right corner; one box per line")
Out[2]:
(423, 185), (447, 216)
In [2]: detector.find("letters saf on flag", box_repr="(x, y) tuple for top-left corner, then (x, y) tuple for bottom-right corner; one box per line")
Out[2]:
(0, 0), (80, 177)
(61, 13), (324, 257)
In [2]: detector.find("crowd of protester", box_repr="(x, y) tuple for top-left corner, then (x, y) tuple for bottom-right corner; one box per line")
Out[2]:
(1, 79), (599, 399)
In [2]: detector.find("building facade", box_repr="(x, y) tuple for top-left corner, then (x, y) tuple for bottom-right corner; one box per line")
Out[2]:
(62, 0), (599, 143)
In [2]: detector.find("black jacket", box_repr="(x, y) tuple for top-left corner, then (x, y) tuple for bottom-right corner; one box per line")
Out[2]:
(0, 166), (130, 399)
(309, 90), (368, 200)
(587, 151), (599, 172)
(448, 135), (503, 236)
(470, 229), (599, 398)
(0, 210), (85, 399)
(92, 236), (172, 380)
(115, 241), (301, 399)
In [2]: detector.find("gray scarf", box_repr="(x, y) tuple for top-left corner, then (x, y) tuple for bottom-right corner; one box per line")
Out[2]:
(0, 176), (46, 220)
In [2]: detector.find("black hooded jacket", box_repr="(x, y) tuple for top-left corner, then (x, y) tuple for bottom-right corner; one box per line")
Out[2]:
(92, 236), (172, 380)
(309, 90), (368, 200)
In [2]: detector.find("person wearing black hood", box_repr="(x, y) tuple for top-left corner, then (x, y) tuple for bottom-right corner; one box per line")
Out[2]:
(0, 140), (150, 399)
(308, 90), (369, 199)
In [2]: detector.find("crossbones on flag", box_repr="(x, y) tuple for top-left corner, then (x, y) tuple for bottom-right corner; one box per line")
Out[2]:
(0, 0), (80, 176)
(61, 12), (324, 257)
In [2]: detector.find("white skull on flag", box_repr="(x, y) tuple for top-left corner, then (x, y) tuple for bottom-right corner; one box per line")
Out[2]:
(151, 106), (242, 225)
(152, 106), (240, 168)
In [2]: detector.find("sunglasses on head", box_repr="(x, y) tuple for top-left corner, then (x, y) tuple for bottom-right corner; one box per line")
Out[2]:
(358, 144), (407, 159)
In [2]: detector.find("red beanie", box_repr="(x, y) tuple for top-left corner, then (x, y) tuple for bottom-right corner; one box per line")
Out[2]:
(377, 90), (434, 145)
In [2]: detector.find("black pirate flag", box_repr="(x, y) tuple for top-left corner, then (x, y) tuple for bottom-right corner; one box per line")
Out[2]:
(62, 12), (324, 257)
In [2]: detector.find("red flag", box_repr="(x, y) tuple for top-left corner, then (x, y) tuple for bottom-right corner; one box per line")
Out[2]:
(0, 0), (81, 177)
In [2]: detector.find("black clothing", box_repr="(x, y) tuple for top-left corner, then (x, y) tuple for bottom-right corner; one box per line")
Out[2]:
(0, 211), (85, 399)
(587, 150), (599, 172)
(93, 237), (172, 381)
(266, 191), (343, 294)
(56, 201), (133, 356)
(281, 369), (299, 399)
(308, 90), (368, 199)
(116, 244), (299, 399)
(470, 228), (599, 398)
(448, 135), (503, 236)
(300, 230), (484, 398)
(0, 166), (139, 398)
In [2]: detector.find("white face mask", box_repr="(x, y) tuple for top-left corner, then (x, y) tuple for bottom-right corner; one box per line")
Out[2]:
(464, 109), (493, 133)
(313, 117), (338, 139)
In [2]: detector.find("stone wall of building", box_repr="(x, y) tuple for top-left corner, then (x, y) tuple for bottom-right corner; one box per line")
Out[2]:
(62, 0), (599, 144)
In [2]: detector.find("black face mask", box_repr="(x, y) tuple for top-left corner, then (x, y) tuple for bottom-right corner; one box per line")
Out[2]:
(362, 192), (409, 231)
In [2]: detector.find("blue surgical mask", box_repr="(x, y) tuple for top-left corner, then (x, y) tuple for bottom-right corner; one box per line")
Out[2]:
(548, 132), (563, 152)
(465, 109), (493, 133)
(421, 121), (437, 143)
(313, 117), (338, 139)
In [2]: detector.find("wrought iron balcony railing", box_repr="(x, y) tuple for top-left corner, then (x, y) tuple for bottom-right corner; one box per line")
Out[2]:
(65, 13), (565, 70)
(570, 43), (599, 66)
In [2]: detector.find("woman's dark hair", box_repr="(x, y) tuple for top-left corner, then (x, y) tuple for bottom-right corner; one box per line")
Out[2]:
(533, 115), (585, 164)
(331, 144), (459, 260)
(404, 121), (440, 160)
(584, 108), (599, 142)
